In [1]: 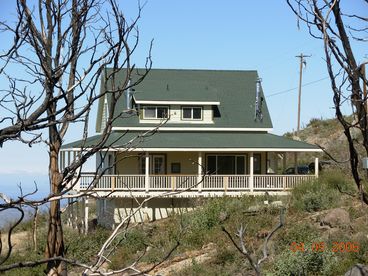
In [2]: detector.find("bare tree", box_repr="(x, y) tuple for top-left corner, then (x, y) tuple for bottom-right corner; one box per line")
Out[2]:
(287, 0), (368, 204)
(0, 0), (152, 274)
(222, 208), (285, 276)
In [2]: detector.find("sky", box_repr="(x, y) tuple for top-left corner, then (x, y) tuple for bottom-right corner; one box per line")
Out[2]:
(0, 1), (367, 191)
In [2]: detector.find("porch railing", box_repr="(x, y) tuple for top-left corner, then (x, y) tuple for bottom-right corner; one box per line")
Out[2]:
(77, 174), (315, 194)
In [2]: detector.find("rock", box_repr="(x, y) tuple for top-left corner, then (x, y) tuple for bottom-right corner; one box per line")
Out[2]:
(218, 211), (229, 222)
(344, 264), (368, 276)
(246, 204), (262, 213)
(271, 201), (283, 207)
(321, 208), (350, 228)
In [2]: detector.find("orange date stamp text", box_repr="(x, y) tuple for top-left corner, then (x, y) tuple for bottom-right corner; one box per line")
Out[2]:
(290, 241), (360, 253)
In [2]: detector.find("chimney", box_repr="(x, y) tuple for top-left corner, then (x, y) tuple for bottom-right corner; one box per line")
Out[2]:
(255, 78), (263, 122)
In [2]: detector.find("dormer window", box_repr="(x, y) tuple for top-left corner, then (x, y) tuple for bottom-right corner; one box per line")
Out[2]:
(143, 106), (169, 119)
(182, 106), (202, 120)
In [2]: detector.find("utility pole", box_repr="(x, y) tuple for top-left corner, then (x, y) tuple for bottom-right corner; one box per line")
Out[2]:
(296, 53), (311, 137)
(294, 53), (310, 175)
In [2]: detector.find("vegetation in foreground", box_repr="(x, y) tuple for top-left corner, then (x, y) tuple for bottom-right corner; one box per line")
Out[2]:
(1, 169), (368, 275)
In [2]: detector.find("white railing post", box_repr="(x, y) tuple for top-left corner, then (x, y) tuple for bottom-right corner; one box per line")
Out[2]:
(84, 197), (89, 234)
(249, 153), (254, 193)
(197, 152), (203, 192)
(145, 152), (150, 193)
(315, 157), (319, 178)
(224, 176), (228, 194)
(76, 176), (81, 192)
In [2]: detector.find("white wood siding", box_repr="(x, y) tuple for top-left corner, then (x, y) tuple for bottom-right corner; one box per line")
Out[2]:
(100, 101), (108, 131)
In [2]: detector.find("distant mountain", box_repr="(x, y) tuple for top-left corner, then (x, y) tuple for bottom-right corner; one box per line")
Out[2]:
(0, 173), (49, 229)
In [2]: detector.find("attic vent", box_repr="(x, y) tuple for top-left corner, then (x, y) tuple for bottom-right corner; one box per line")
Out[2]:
(254, 78), (263, 122)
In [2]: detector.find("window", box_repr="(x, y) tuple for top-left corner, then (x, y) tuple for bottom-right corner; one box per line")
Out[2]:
(206, 155), (246, 175)
(182, 106), (202, 120)
(143, 106), (169, 119)
(171, 163), (181, 173)
(140, 155), (166, 174)
(253, 154), (262, 174)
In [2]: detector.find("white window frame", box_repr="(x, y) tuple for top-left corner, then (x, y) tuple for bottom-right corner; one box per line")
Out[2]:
(143, 106), (169, 119)
(181, 106), (203, 121)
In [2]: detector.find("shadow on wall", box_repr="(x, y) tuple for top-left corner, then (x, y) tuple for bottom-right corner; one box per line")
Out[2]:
(97, 197), (197, 229)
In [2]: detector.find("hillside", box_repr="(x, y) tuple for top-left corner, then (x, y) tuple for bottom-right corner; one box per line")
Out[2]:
(3, 174), (368, 276)
(285, 116), (362, 169)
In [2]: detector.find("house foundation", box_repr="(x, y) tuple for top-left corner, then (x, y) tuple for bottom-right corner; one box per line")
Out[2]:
(96, 197), (196, 229)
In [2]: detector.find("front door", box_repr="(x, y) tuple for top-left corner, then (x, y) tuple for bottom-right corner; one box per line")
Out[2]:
(151, 154), (165, 174)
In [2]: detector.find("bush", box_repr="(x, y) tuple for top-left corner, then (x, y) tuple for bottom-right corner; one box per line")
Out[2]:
(291, 176), (339, 212)
(323, 171), (356, 194)
(109, 227), (148, 269)
(65, 226), (110, 263)
(273, 244), (338, 275)
(276, 223), (319, 251)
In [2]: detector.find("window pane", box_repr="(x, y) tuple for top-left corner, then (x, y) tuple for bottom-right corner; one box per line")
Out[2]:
(236, 156), (245, 174)
(157, 107), (168, 118)
(217, 156), (235, 174)
(154, 157), (164, 174)
(207, 156), (216, 174)
(193, 108), (202, 119)
(183, 108), (191, 119)
(254, 154), (261, 174)
(144, 107), (155, 118)
(140, 157), (146, 174)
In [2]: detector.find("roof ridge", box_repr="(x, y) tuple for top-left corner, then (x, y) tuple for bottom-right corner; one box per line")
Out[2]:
(105, 67), (258, 73)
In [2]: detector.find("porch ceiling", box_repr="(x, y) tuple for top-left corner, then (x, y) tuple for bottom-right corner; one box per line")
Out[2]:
(62, 131), (321, 152)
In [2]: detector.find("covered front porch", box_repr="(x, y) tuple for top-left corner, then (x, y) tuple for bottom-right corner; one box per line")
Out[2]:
(63, 149), (320, 197)
(61, 131), (322, 197)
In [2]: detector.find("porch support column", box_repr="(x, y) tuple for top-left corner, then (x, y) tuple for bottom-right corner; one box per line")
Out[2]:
(249, 153), (254, 194)
(84, 197), (89, 234)
(67, 198), (71, 227)
(145, 152), (150, 193)
(197, 152), (203, 192)
(314, 157), (319, 178)
(60, 151), (65, 171)
(282, 152), (287, 173)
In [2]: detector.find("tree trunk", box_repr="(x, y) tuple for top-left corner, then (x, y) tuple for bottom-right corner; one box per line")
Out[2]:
(32, 207), (38, 252)
(45, 149), (67, 275)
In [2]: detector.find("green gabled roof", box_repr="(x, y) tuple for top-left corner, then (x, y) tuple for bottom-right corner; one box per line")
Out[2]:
(133, 79), (219, 102)
(96, 68), (273, 131)
(62, 131), (320, 151)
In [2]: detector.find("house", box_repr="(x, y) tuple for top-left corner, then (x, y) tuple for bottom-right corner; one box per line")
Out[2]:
(62, 68), (321, 229)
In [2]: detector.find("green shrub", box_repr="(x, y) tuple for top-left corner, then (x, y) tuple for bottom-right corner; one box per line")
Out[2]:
(277, 223), (319, 251)
(323, 171), (356, 194)
(291, 177), (339, 213)
(109, 227), (148, 269)
(308, 117), (323, 127)
(64, 226), (110, 263)
(273, 244), (338, 276)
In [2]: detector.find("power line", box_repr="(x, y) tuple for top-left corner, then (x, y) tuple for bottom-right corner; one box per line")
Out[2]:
(266, 76), (330, 98)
